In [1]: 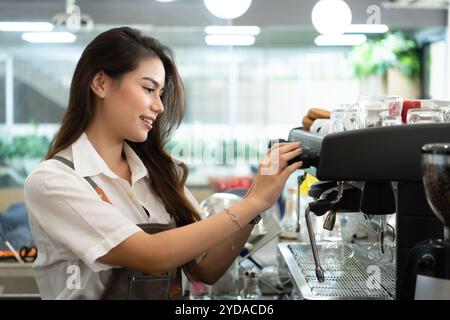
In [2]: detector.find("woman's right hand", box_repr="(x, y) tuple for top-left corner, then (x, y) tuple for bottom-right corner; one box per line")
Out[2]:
(245, 142), (303, 213)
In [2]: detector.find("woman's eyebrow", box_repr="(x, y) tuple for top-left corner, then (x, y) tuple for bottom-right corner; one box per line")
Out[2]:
(141, 77), (164, 89)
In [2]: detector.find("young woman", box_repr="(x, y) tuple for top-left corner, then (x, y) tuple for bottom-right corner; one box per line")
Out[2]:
(24, 27), (303, 300)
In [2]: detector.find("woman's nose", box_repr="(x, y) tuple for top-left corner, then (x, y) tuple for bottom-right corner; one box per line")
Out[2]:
(151, 95), (164, 113)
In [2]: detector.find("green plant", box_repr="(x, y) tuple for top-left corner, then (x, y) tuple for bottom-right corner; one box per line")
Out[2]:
(349, 32), (420, 80)
(0, 135), (51, 160)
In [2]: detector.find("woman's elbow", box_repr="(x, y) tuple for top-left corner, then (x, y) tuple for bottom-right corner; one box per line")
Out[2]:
(193, 269), (222, 286)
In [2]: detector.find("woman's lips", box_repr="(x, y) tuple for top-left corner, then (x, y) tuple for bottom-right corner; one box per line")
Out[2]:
(139, 116), (153, 129)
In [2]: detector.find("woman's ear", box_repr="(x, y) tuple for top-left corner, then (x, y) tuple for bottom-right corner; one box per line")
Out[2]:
(90, 70), (108, 98)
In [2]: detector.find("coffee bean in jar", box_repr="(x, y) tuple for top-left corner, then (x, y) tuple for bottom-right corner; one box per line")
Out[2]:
(421, 143), (450, 228)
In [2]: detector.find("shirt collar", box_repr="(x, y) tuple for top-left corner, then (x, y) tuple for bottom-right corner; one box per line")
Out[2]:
(122, 142), (149, 183)
(71, 132), (149, 184)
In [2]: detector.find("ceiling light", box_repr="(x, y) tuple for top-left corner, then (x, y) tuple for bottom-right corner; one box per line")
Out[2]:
(311, 0), (352, 35)
(314, 34), (367, 46)
(156, 0), (175, 2)
(22, 32), (77, 43)
(344, 24), (389, 34)
(205, 34), (255, 46)
(203, 0), (252, 19)
(52, 0), (93, 32)
(0, 22), (54, 32)
(204, 26), (260, 35)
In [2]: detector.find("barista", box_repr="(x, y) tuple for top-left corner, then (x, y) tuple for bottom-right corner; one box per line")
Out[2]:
(24, 27), (303, 299)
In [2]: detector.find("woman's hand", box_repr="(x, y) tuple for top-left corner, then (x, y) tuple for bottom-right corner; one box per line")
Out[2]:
(245, 142), (303, 212)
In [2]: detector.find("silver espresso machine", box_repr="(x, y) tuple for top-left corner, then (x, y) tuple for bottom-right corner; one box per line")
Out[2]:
(277, 123), (449, 300)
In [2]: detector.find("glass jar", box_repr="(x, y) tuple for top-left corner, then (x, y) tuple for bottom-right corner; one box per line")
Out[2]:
(280, 187), (298, 239)
(329, 108), (346, 133)
(239, 270), (262, 300)
(358, 95), (403, 128)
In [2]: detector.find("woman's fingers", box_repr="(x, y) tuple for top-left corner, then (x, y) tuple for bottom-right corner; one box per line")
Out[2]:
(267, 141), (301, 158)
(267, 142), (289, 156)
(258, 141), (303, 176)
(268, 142), (302, 170)
(280, 147), (302, 163)
(281, 161), (304, 178)
(278, 142), (301, 155)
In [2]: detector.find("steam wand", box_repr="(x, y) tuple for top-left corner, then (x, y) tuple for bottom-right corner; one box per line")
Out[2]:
(296, 173), (307, 233)
(305, 181), (345, 283)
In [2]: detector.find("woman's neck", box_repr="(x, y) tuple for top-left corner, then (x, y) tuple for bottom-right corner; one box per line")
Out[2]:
(85, 121), (125, 170)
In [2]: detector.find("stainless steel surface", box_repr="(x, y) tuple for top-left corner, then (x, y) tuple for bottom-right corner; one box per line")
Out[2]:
(363, 214), (396, 241)
(278, 242), (396, 300)
(295, 174), (304, 233)
(199, 192), (242, 218)
(380, 215), (387, 254)
(0, 262), (40, 298)
(199, 192), (268, 242)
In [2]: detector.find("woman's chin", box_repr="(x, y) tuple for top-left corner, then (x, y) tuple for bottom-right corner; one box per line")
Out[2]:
(128, 131), (150, 143)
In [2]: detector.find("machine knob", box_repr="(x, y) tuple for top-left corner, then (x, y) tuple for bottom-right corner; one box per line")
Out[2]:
(418, 253), (436, 271)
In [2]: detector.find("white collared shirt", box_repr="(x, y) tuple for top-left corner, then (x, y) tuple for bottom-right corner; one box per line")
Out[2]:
(24, 132), (204, 299)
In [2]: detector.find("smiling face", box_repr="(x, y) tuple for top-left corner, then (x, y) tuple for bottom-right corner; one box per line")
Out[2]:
(95, 57), (166, 142)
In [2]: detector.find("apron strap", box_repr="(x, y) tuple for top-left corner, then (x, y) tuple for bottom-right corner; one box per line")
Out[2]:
(52, 156), (112, 204)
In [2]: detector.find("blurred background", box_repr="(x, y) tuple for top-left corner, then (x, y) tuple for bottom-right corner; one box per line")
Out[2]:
(0, 0), (449, 207)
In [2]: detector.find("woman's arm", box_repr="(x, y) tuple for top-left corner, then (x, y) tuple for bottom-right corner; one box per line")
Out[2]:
(98, 142), (302, 276)
(188, 223), (254, 285)
(188, 178), (259, 284)
(98, 197), (260, 274)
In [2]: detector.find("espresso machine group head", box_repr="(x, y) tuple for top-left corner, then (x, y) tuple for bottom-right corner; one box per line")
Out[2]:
(276, 123), (449, 299)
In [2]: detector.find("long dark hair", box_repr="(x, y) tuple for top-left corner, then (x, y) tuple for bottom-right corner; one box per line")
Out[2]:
(46, 27), (201, 274)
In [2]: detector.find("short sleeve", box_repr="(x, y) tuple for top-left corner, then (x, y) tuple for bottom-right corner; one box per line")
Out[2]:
(24, 164), (142, 272)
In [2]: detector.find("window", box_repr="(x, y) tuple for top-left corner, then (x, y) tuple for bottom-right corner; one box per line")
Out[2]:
(13, 59), (74, 124)
(423, 40), (447, 100)
(0, 61), (5, 123)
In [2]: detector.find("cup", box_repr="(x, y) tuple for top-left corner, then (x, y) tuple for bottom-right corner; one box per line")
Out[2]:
(406, 108), (444, 124)
(342, 104), (362, 131)
(320, 216), (355, 267)
(239, 270), (262, 300)
(380, 111), (402, 126)
(401, 100), (421, 123)
(443, 107), (450, 123)
(358, 95), (403, 128)
(329, 108), (346, 133)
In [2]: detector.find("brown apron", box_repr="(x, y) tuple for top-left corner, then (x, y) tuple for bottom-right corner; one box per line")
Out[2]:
(52, 156), (183, 300)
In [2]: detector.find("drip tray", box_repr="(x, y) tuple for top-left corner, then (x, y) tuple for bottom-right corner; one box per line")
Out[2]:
(278, 242), (396, 300)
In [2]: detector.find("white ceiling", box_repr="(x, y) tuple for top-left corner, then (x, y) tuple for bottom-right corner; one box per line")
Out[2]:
(386, 0), (450, 8)
(0, 0), (447, 26)
(0, 0), (447, 48)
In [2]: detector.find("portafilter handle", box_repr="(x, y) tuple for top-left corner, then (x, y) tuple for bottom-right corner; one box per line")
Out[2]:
(268, 139), (320, 168)
(322, 181), (345, 231)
